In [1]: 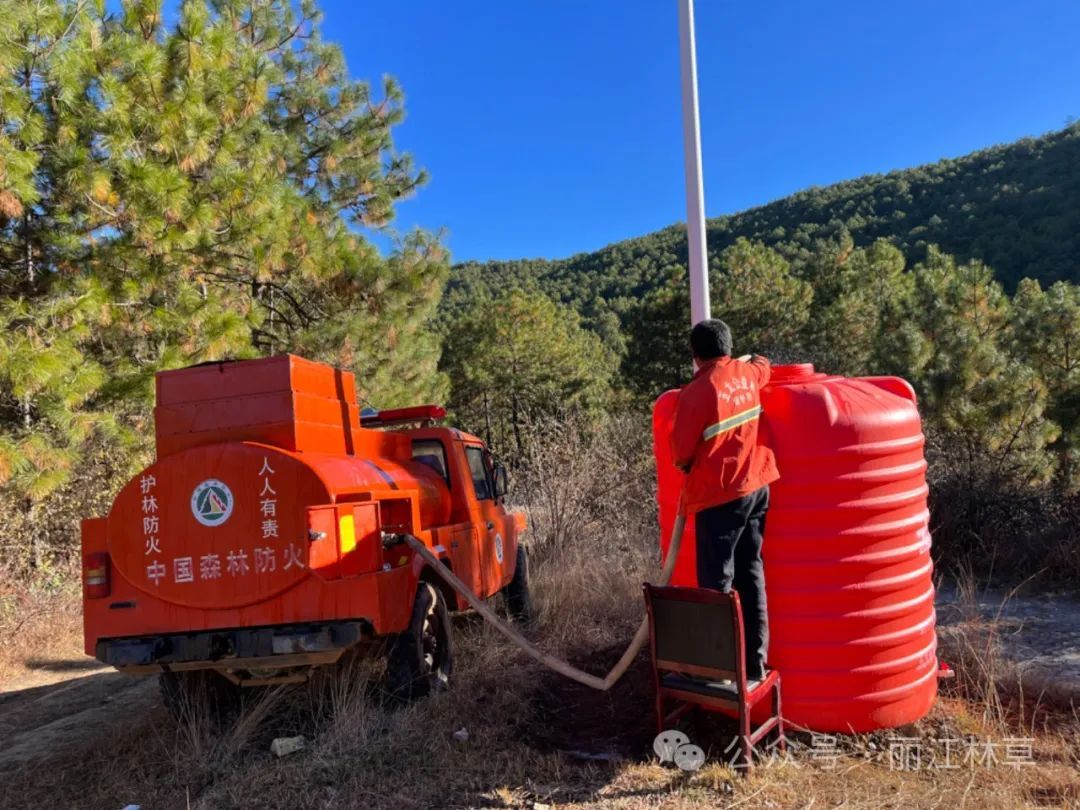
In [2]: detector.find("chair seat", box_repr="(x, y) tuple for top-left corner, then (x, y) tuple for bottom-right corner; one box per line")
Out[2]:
(662, 673), (737, 697)
(661, 671), (777, 702)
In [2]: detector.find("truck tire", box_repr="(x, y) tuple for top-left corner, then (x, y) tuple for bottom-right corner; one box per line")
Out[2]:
(501, 544), (535, 625)
(160, 669), (243, 723)
(386, 582), (453, 702)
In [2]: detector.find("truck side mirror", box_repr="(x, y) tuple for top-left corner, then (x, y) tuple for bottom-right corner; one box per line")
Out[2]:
(493, 463), (509, 499)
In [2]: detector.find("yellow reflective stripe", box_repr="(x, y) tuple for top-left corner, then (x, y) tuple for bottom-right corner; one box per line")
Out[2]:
(702, 405), (762, 441)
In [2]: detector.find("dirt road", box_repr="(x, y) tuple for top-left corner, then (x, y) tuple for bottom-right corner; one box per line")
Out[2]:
(0, 658), (158, 769)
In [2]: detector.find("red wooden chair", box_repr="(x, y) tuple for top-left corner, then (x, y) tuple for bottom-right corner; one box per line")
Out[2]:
(643, 583), (785, 771)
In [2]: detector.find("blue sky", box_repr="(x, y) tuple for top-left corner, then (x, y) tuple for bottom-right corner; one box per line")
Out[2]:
(324, 0), (1080, 263)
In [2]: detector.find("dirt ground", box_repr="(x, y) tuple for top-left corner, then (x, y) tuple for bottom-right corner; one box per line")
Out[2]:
(0, 661), (158, 769)
(1, 583), (1078, 810)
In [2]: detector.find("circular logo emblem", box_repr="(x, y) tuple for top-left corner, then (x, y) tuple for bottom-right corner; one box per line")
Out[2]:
(190, 479), (234, 527)
(494, 533), (504, 564)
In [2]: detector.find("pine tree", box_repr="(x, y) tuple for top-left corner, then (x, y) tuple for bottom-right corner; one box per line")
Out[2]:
(0, 0), (444, 570)
(710, 238), (812, 360)
(1011, 278), (1080, 491)
(70, 0), (443, 398)
(440, 289), (615, 457)
(800, 235), (916, 375)
(902, 248), (1058, 487)
(620, 239), (812, 400)
(0, 2), (120, 565)
(623, 265), (691, 399)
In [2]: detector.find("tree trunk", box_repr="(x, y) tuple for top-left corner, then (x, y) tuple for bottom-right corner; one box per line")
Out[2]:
(23, 213), (34, 286)
(483, 390), (492, 446)
(511, 393), (523, 460)
(27, 501), (43, 572)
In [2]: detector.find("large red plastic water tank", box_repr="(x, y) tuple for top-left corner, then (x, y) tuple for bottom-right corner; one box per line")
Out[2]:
(652, 363), (937, 732)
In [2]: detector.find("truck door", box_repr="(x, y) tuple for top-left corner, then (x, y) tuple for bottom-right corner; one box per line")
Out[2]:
(412, 438), (483, 597)
(462, 444), (509, 596)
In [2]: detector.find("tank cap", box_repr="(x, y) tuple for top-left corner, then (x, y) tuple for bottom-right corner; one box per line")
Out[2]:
(769, 363), (819, 383)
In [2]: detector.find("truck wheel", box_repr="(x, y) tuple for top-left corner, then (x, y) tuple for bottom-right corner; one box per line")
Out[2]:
(501, 544), (535, 625)
(386, 582), (453, 702)
(160, 669), (242, 723)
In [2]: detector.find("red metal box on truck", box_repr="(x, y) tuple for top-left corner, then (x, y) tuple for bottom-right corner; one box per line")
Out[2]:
(154, 355), (366, 457)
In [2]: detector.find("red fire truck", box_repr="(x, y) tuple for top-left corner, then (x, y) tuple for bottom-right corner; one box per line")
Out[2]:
(81, 355), (531, 712)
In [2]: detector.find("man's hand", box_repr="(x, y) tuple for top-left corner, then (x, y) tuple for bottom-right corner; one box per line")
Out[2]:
(737, 353), (768, 364)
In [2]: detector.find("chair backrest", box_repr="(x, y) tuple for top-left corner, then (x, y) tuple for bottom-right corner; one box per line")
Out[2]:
(642, 584), (746, 682)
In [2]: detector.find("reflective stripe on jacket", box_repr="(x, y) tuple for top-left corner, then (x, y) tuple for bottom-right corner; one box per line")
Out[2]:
(669, 355), (779, 512)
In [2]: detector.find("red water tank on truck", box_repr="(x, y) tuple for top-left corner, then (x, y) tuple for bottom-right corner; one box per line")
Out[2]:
(81, 355), (531, 710)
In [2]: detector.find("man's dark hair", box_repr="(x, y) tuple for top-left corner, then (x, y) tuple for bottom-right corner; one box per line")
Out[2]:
(690, 319), (732, 360)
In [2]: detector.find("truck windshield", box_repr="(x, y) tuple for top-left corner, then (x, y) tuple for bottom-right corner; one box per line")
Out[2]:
(465, 446), (492, 500)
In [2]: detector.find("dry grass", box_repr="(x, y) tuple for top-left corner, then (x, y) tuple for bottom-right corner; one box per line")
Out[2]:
(2, 416), (1079, 808)
(3, 530), (1077, 809)
(0, 562), (84, 688)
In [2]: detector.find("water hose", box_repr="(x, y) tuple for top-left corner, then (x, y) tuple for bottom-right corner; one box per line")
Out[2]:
(403, 511), (686, 691)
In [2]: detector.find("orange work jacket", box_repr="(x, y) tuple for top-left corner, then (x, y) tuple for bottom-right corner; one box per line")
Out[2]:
(669, 355), (779, 512)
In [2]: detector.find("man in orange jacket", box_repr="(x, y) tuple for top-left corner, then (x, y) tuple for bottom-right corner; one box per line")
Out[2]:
(670, 319), (779, 681)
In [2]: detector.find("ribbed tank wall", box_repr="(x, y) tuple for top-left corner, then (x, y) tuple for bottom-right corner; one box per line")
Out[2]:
(652, 364), (938, 732)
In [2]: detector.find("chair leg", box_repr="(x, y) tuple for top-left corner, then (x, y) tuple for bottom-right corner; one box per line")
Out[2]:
(773, 681), (786, 752)
(739, 706), (753, 772)
(656, 693), (665, 735)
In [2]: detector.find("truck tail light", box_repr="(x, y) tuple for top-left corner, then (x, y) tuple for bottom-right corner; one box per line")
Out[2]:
(84, 551), (110, 599)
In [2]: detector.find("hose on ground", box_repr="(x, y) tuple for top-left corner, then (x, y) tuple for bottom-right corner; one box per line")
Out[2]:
(402, 511), (686, 691)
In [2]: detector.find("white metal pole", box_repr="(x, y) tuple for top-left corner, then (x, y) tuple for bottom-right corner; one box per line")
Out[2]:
(678, 0), (711, 325)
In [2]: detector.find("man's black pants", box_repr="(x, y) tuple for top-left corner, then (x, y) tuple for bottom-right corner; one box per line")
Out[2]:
(694, 486), (770, 680)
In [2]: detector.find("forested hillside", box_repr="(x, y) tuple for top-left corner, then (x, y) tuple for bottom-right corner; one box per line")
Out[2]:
(446, 127), (1080, 577)
(453, 123), (1080, 312)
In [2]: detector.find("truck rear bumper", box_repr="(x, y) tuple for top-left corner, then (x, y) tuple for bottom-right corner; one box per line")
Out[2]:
(97, 620), (370, 674)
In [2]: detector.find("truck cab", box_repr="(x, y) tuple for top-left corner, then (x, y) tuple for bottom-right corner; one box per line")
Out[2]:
(404, 424), (522, 607)
(81, 356), (531, 713)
